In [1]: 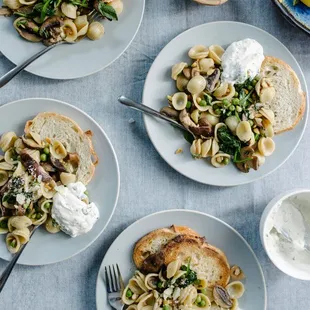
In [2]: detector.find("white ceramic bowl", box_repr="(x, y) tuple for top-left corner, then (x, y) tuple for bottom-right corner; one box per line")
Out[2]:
(260, 189), (310, 280)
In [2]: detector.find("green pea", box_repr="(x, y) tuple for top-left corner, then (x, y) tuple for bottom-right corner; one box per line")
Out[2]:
(43, 147), (50, 155)
(248, 120), (254, 127)
(186, 101), (192, 109)
(163, 306), (171, 310)
(44, 202), (51, 210)
(31, 214), (37, 219)
(212, 104), (219, 110)
(247, 85), (253, 90)
(200, 300), (206, 307)
(229, 105), (235, 111)
(234, 91), (239, 98)
(36, 213), (42, 219)
(223, 158), (229, 165)
(10, 240), (17, 248)
(40, 154), (47, 162)
(200, 288), (208, 295)
(251, 79), (257, 86)
(226, 111), (232, 116)
(232, 98), (239, 105)
(157, 281), (163, 288)
(199, 100), (207, 107)
(215, 109), (221, 115)
(222, 99), (229, 107)
(196, 296), (202, 304)
(23, 203), (29, 210)
(126, 288), (133, 298)
(236, 106), (243, 113)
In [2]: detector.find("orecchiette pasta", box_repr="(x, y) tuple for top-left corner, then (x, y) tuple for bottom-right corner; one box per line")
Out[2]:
(0, 132), (17, 152)
(209, 45), (225, 64)
(211, 153), (230, 168)
(187, 75), (207, 95)
(6, 232), (21, 253)
(236, 121), (252, 142)
(172, 62), (188, 80)
(63, 19), (78, 43)
(61, 2), (77, 19)
(188, 45), (209, 59)
(171, 92), (188, 111)
(74, 15), (89, 37)
(258, 137), (275, 156)
(3, 0), (21, 10)
(109, 0), (124, 15)
(12, 228), (30, 244)
(87, 22), (105, 40)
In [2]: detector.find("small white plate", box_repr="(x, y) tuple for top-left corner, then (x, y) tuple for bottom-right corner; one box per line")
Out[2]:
(143, 21), (308, 186)
(0, 0), (145, 79)
(96, 210), (267, 309)
(0, 98), (120, 265)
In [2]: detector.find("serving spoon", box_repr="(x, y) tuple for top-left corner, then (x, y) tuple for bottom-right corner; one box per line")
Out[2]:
(0, 10), (99, 88)
(118, 96), (196, 139)
(0, 225), (39, 293)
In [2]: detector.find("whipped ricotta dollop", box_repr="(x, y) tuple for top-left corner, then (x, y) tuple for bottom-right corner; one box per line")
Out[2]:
(52, 182), (99, 237)
(265, 194), (310, 273)
(221, 38), (265, 84)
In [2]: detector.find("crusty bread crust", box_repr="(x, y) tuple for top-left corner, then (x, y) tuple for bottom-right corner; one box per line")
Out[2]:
(133, 225), (199, 269)
(261, 56), (306, 134)
(162, 235), (230, 287)
(24, 112), (98, 184)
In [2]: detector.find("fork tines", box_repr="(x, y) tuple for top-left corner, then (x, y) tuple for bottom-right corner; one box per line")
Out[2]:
(105, 264), (123, 293)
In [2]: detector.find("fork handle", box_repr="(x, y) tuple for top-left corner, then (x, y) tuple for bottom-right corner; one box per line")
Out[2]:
(0, 44), (56, 88)
(0, 241), (28, 293)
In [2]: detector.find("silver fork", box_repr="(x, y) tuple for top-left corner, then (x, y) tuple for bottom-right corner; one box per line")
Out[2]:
(105, 264), (124, 310)
(0, 10), (100, 88)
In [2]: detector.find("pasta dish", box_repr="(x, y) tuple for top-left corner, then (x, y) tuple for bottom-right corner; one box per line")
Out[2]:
(123, 225), (246, 310)
(160, 39), (283, 173)
(0, 112), (99, 254)
(0, 0), (123, 44)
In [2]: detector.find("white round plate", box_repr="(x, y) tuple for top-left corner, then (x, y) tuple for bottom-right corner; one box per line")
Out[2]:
(143, 21), (308, 186)
(96, 210), (267, 310)
(0, 98), (120, 265)
(0, 0), (144, 79)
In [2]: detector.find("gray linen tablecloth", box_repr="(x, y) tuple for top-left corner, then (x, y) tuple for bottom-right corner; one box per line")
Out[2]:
(0, 0), (309, 309)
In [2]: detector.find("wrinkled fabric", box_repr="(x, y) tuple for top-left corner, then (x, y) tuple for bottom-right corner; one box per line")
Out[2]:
(0, 0), (309, 309)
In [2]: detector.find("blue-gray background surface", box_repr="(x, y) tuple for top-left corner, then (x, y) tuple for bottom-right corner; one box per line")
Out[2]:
(0, 0), (309, 309)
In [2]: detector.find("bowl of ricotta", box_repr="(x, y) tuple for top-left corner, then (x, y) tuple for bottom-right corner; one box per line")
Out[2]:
(260, 189), (310, 280)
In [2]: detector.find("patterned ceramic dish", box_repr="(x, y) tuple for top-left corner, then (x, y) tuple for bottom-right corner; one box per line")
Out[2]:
(272, 0), (310, 35)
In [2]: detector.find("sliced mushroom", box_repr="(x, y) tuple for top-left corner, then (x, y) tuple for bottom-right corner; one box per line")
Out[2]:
(179, 109), (197, 129)
(190, 119), (213, 137)
(13, 17), (42, 42)
(20, 151), (52, 182)
(40, 16), (64, 46)
(40, 162), (56, 172)
(0, 7), (13, 16)
(213, 285), (233, 309)
(50, 156), (67, 172)
(141, 252), (165, 273)
(160, 107), (180, 120)
(205, 68), (220, 93)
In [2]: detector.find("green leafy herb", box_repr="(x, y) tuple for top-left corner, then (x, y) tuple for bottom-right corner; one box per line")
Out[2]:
(204, 94), (213, 105)
(217, 126), (241, 159)
(183, 131), (195, 144)
(239, 89), (254, 107)
(98, 2), (118, 21)
(69, 0), (88, 7)
(0, 219), (8, 229)
(177, 260), (197, 288)
(15, 19), (28, 27)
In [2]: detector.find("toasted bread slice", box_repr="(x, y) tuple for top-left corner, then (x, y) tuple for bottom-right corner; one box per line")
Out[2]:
(260, 56), (306, 134)
(162, 235), (230, 287)
(133, 225), (200, 270)
(24, 112), (97, 184)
